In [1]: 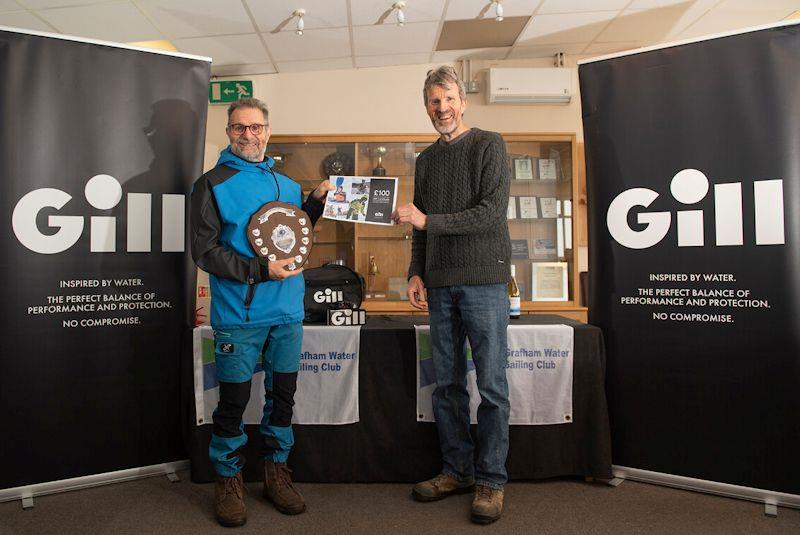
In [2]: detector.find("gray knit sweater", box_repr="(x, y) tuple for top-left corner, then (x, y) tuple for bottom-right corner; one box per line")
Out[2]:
(408, 128), (511, 288)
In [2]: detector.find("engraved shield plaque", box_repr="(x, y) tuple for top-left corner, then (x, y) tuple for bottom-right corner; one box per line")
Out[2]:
(247, 201), (313, 271)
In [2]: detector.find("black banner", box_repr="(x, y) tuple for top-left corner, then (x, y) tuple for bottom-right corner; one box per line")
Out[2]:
(0, 30), (209, 489)
(580, 23), (800, 494)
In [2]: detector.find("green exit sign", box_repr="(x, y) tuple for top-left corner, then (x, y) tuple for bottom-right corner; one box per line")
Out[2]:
(209, 80), (253, 103)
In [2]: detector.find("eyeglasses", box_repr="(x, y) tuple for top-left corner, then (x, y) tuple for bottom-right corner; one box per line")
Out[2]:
(228, 123), (266, 135)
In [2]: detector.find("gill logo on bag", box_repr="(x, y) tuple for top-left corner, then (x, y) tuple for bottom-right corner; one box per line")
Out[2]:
(606, 169), (784, 249)
(313, 288), (343, 303)
(12, 174), (185, 254)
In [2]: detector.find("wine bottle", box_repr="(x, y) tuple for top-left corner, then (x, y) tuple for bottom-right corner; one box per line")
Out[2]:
(508, 264), (521, 319)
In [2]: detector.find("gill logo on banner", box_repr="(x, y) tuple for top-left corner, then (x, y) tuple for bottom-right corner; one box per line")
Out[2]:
(12, 174), (185, 254)
(606, 169), (784, 249)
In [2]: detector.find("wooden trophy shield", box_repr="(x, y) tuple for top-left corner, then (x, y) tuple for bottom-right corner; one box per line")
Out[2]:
(247, 201), (312, 271)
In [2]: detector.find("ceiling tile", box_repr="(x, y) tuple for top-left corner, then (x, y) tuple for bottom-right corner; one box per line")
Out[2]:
(353, 20), (438, 55)
(676, 8), (793, 39)
(508, 42), (586, 58)
(349, 0), (445, 26)
(137, 0), (254, 39)
(211, 62), (276, 76)
(596, 5), (698, 42)
(276, 57), (353, 73)
(437, 17), (529, 49)
(355, 52), (430, 67)
(717, 0), (800, 12)
(628, 0), (718, 8)
(0, 1), (23, 12)
(539, 0), (629, 14)
(516, 11), (617, 45)
(262, 27), (352, 62)
(433, 46), (511, 62)
(38, 2), (163, 42)
(17, 0), (90, 8)
(445, 0), (540, 21)
(247, 0), (348, 32)
(0, 10), (54, 31)
(583, 41), (645, 55)
(174, 34), (268, 65)
(661, 7), (707, 39)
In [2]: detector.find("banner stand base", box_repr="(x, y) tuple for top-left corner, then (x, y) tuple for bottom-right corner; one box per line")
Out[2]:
(0, 460), (189, 508)
(613, 465), (800, 514)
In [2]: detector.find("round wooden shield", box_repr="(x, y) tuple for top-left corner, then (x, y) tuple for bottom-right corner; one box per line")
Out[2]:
(247, 201), (313, 271)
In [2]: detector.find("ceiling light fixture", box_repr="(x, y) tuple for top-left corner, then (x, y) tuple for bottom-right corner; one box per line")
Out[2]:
(393, 1), (406, 27)
(492, 0), (504, 22)
(293, 8), (306, 36)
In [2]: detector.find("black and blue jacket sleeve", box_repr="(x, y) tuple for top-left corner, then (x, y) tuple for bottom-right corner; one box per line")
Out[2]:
(190, 166), (270, 284)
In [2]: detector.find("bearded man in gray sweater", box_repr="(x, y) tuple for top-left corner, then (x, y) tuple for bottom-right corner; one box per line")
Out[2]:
(392, 66), (511, 525)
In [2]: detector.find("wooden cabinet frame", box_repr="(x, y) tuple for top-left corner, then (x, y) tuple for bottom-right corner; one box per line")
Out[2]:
(270, 133), (587, 322)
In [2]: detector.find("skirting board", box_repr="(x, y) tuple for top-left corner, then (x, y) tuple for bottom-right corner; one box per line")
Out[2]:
(0, 460), (189, 504)
(614, 465), (800, 510)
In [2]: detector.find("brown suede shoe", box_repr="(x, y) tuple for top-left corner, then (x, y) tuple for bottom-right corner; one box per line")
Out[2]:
(471, 485), (504, 524)
(412, 473), (476, 502)
(214, 473), (247, 527)
(263, 461), (306, 515)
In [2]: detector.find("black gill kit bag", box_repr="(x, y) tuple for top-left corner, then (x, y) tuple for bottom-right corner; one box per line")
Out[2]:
(303, 263), (365, 324)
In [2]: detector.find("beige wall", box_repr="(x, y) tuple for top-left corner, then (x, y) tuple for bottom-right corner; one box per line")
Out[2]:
(204, 56), (585, 168)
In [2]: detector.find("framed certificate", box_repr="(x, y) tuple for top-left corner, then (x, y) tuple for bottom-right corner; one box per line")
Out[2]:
(518, 196), (538, 218)
(538, 158), (557, 181)
(507, 196), (517, 219)
(510, 239), (530, 259)
(539, 196), (558, 218)
(531, 262), (568, 301)
(513, 157), (534, 180)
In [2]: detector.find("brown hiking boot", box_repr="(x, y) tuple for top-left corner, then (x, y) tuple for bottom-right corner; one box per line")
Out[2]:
(471, 485), (504, 524)
(214, 473), (247, 527)
(263, 460), (306, 515)
(412, 473), (475, 502)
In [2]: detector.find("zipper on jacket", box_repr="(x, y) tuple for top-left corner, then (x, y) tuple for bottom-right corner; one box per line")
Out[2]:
(244, 279), (256, 322)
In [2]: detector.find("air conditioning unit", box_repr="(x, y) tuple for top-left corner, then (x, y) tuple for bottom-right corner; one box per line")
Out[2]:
(486, 68), (574, 104)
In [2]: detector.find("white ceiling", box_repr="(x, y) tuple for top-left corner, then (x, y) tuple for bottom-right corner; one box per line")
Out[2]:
(0, 0), (797, 75)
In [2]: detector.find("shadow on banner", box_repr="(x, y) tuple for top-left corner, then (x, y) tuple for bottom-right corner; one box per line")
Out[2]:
(0, 29), (209, 490)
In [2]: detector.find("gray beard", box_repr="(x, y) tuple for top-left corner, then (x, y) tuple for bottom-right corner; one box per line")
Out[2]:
(433, 119), (458, 136)
(231, 145), (265, 163)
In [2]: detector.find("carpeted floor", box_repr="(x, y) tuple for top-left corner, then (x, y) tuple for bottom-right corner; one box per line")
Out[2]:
(1, 471), (799, 534)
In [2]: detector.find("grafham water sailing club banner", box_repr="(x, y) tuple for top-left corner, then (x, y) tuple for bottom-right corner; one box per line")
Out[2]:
(0, 28), (210, 490)
(415, 324), (574, 425)
(193, 326), (360, 426)
(579, 22), (800, 494)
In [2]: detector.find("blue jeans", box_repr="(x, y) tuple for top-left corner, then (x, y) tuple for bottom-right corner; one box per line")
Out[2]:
(427, 283), (510, 489)
(209, 323), (302, 477)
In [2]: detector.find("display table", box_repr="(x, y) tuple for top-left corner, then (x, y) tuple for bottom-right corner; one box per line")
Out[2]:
(185, 315), (612, 483)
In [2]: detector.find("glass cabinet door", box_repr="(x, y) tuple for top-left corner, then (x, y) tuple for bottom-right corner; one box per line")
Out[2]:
(262, 134), (584, 319)
(505, 139), (574, 302)
(354, 141), (431, 301)
(267, 142), (356, 268)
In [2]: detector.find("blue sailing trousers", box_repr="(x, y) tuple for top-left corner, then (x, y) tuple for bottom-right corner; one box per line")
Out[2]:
(208, 323), (302, 477)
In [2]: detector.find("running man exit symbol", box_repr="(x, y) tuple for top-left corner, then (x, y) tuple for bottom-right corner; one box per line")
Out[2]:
(209, 81), (253, 103)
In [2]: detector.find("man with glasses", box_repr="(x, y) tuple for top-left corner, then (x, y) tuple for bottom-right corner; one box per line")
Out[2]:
(393, 66), (511, 524)
(191, 97), (333, 527)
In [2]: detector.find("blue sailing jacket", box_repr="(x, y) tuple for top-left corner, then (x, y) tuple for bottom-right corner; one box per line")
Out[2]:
(190, 148), (323, 329)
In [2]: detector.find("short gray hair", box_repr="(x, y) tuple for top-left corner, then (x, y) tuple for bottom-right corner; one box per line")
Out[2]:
(227, 97), (269, 126)
(423, 66), (466, 105)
